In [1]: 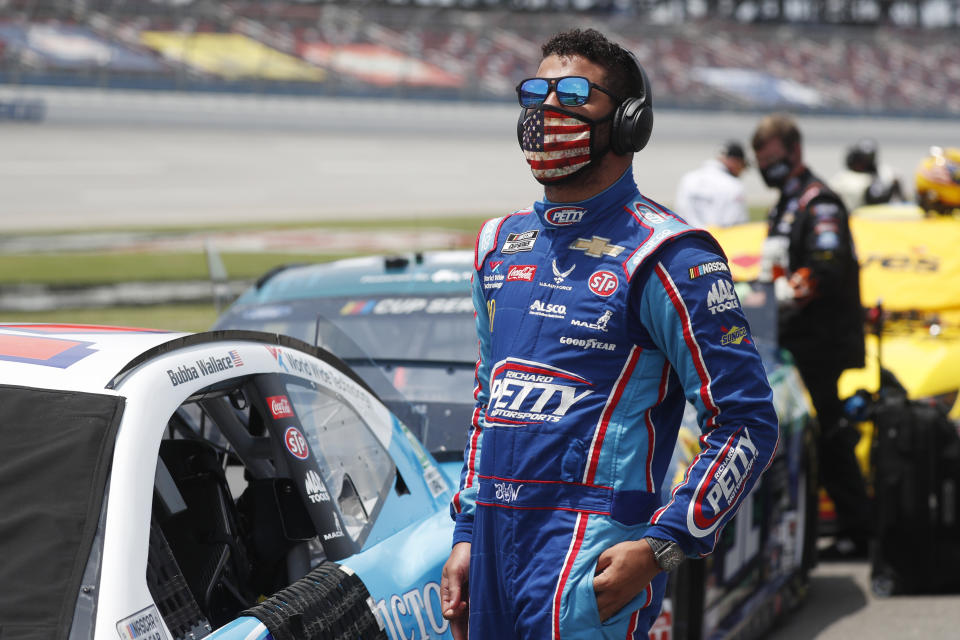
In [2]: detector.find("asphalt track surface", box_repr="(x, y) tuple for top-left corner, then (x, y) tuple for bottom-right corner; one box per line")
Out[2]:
(3, 87), (960, 231)
(5, 88), (960, 636)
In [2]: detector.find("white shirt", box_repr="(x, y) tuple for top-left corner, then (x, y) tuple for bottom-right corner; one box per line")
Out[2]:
(674, 159), (749, 228)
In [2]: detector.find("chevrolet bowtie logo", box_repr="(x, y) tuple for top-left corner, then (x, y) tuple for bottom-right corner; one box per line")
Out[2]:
(569, 236), (626, 258)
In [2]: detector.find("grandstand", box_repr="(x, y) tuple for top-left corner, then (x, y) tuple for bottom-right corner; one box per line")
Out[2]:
(1, 1), (959, 116)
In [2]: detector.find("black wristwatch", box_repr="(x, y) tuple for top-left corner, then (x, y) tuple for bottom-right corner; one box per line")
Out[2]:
(643, 537), (685, 572)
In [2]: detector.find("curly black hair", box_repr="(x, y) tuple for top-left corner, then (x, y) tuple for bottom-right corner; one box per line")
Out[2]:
(540, 28), (643, 102)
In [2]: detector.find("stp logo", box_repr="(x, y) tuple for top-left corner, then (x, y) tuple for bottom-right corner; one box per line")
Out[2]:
(267, 395), (294, 419)
(507, 265), (537, 281)
(588, 270), (619, 297)
(284, 427), (309, 459)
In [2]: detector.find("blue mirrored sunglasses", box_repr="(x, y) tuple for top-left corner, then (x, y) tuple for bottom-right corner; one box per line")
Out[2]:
(516, 76), (621, 108)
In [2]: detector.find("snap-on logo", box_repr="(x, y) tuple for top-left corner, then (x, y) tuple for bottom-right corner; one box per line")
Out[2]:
(284, 427), (309, 460)
(507, 265), (537, 281)
(545, 206), (586, 226)
(588, 270), (619, 297)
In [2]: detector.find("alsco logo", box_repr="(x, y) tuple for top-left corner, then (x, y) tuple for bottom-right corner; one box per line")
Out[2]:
(545, 206), (586, 226)
(507, 265), (537, 281)
(588, 270), (619, 297)
(267, 395), (294, 419)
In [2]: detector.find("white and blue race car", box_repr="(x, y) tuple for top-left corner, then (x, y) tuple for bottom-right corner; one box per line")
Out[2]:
(0, 324), (454, 640)
(214, 250), (818, 640)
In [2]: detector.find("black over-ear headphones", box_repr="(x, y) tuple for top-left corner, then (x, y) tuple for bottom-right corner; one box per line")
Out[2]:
(515, 49), (654, 156)
(609, 50), (653, 156)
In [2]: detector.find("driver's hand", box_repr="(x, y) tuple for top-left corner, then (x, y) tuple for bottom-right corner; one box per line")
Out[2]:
(593, 539), (660, 622)
(441, 542), (471, 640)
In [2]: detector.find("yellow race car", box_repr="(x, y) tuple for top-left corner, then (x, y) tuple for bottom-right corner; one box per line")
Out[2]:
(709, 203), (960, 528)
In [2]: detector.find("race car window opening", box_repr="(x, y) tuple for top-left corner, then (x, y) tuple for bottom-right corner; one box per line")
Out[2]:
(282, 376), (395, 546)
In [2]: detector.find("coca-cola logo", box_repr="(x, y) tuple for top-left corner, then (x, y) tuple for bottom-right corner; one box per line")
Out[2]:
(284, 427), (309, 460)
(267, 395), (295, 419)
(507, 265), (537, 281)
(588, 270), (619, 297)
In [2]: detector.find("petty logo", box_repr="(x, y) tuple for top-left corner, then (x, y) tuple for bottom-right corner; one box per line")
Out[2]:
(487, 358), (593, 425)
(635, 204), (666, 225)
(284, 426), (309, 459)
(688, 429), (759, 536)
(588, 270), (619, 297)
(706, 279), (740, 315)
(545, 206), (586, 226)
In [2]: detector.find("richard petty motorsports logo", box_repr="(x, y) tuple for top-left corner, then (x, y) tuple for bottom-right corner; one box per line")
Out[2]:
(487, 358), (593, 425)
(687, 429), (759, 536)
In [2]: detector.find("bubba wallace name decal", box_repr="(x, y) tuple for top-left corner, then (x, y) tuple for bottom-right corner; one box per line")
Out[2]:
(487, 358), (593, 424)
(687, 429), (759, 536)
(167, 350), (244, 386)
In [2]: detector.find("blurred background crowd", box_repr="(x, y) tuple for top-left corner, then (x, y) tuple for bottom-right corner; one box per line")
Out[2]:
(2, 0), (960, 116)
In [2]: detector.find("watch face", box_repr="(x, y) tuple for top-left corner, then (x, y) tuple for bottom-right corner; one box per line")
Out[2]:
(658, 543), (685, 572)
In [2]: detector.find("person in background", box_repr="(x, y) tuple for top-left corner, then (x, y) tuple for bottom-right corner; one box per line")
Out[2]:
(440, 28), (779, 640)
(752, 113), (872, 559)
(830, 137), (904, 212)
(674, 140), (750, 228)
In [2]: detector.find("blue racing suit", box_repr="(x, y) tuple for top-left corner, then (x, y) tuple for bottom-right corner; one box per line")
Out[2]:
(450, 169), (779, 639)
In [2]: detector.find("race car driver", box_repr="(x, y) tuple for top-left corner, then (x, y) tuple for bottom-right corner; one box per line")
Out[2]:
(441, 29), (778, 640)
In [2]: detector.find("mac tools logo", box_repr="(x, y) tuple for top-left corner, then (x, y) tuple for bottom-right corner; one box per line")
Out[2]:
(706, 279), (740, 315)
(687, 429), (759, 536)
(544, 206), (586, 226)
(588, 270), (619, 297)
(487, 358), (593, 425)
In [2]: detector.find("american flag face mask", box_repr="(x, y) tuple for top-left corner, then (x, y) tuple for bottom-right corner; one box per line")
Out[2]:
(519, 106), (612, 184)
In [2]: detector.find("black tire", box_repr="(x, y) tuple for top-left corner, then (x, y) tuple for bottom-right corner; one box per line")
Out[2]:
(242, 562), (386, 640)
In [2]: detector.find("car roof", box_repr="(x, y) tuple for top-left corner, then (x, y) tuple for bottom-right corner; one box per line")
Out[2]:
(235, 250), (474, 304)
(0, 324), (186, 393)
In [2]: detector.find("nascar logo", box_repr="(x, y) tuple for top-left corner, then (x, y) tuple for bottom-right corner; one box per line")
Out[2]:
(689, 261), (729, 279)
(545, 206), (586, 226)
